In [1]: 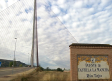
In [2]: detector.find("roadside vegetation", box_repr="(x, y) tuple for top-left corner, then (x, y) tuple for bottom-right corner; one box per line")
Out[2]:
(11, 66), (70, 81)
(11, 67), (112, 81)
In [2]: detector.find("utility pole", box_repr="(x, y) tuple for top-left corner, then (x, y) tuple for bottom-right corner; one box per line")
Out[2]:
(13, 38), (17, 67)
(28, 53), (29, 66)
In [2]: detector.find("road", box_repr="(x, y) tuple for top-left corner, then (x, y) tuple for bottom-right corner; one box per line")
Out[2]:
(0, 67), (34, 78)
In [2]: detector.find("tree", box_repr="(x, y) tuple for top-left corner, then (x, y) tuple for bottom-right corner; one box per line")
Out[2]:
(13, 61), (17, 67)
(46, 67), (50, 71)
(38, 65), (44, 71)
(9, 61), (16, 67)
(57, 68), (63, 72)
(9, 62), (13, 67)
(39, 66), (44, 71)
(19, 64), (22, 67)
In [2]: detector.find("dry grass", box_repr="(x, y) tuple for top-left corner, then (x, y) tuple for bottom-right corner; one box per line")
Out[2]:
(11, 68), (112, 81)
(33, 71), (70, 81)
(11, 68), (36, 81)
(11, 67), (70, 81)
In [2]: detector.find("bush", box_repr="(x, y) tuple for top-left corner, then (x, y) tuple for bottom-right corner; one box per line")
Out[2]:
(57, 68), (63, 72)
(35, 67), (43, 72)
(21, 77), (27, 81)
(9, 61), (13, 67)
(19, 64), (22, 67)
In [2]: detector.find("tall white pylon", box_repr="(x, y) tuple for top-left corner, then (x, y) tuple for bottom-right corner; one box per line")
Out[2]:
(31, 0), (38, 67)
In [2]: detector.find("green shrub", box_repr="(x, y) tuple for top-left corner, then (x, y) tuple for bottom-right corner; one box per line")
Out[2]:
(57, 68), (63, 72)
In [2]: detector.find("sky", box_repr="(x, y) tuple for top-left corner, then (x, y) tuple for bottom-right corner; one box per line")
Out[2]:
(0, 0), (112, 69)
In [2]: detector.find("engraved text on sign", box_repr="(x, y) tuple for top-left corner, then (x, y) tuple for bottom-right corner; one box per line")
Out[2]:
(78, 56), (110, 79)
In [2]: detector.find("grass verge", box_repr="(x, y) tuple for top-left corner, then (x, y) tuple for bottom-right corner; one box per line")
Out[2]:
(11, 67), (70, 81)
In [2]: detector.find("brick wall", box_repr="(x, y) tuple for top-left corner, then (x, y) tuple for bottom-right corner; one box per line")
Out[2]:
(69, 43), (112, 81)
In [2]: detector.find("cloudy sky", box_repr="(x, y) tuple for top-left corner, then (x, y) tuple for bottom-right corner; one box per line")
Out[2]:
(0, 0), (112, 69)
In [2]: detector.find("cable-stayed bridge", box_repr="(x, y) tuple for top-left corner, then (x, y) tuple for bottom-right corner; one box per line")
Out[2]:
(0, 0), (77, 69)
(0, 0), (112, 80)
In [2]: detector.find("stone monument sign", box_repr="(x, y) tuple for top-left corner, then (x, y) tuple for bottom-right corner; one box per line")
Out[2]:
(69, 43), (112, 81)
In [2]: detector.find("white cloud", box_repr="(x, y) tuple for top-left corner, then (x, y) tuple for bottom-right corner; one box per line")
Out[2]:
(0, 0), (18, 12)
(0, 0), (112, 69)
(0, 0), (7, 11)
(73, 1), (83, 8)
(51, 6), (60, 14)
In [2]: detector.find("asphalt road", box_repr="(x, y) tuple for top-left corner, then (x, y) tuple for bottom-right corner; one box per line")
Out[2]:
(0, 67), (34, 78)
